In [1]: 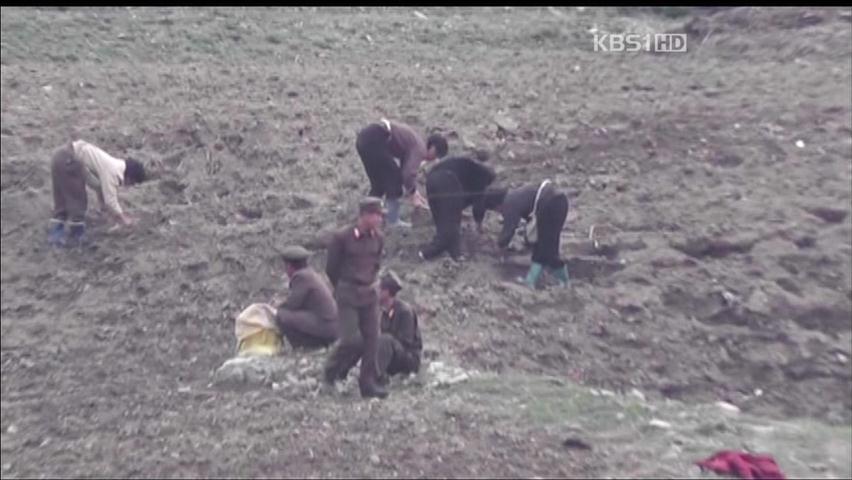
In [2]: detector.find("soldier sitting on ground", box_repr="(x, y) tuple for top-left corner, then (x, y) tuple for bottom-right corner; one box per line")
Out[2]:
(275, 246), (339, 350)
(376, 271), (422, 385)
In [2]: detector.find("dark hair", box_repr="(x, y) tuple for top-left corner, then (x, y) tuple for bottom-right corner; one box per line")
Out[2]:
(285, 258), (308, 270)
(427, 134), (449, 158)
(480, 187), (508, 211)
(124, 158), (147, 185)
(380, 283), (401, 296)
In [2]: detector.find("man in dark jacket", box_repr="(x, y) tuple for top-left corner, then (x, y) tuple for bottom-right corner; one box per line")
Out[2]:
(478, 180), (570, 288)
(376, 271), (422, 384)
(275, 246), (339, 349)
(418, 156), (497, 261)
(322, 197), (388, 399)
(356, 119), (448, 227)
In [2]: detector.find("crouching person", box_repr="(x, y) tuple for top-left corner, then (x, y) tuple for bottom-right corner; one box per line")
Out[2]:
(275, 246), (339, 350)
(376, 271), (422, 385)
(48, 139), (147, 247)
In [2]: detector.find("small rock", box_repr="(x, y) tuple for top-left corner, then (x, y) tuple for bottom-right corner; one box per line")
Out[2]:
(562, 437), (592, 450)
(715, 401), (741, 413)
(370, 454), (381, 465)
(290, 192), (324, 209)
(494, 114), (519, 132)
(837, 353), (848, 364)
(797, 12), (824, 27)
(287, 91), (299, 98)
(708, 151), (744, 168)
(2, 464), (10, 472)
(7, 425), (18, 434)
(629, 388), (646, 402)
(795, 140), (805, 148)
(649, 419), (672, 429)
(42, 85), (53, 92)
(413, 10), (428, 20)
(721, 290), (740, 306)
(804, 206), (848, 224)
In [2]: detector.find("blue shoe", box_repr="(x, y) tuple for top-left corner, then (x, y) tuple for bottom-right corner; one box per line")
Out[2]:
(66, 222), (88, 247)
(47, 220), (66, 247)
(551, 265), (569, 287)
(519, 262), (544, 289)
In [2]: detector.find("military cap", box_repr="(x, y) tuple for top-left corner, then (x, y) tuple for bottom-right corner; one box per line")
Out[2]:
(380, 270), (403, 294)
(281, 245), (312, 262)
(359, 196), (386, 214)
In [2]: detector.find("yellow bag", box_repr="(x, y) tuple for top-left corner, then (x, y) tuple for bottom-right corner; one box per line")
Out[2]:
(234, 303), (282, 357)
(237, 329), (283, 357)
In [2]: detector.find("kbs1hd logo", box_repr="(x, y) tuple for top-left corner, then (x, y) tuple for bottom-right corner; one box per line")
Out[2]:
(593, 33), (688, 53)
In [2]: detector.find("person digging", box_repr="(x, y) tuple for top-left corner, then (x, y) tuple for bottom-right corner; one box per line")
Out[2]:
(47, 139), (147, 247)
(355, 118), (448, 228)
(478, 179), (570, 288)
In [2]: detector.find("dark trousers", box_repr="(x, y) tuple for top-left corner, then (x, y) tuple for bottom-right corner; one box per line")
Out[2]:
(50, 145), (87, 223)
(377, 334), (420, 379)
(276, 310), (337, 349)
(420, 169), (465, 260)
(531, 192), (569, 268)
(356, 123), (403, 200)
(323, 300), (381, 390)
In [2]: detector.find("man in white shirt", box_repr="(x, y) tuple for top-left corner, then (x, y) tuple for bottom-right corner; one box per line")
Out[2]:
(48, 140), (147, 247)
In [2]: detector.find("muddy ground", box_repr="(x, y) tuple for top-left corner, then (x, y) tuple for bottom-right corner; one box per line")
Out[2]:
(1, 6), (851, 478)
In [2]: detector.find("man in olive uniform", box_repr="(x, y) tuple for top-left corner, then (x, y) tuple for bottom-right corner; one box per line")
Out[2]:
(376, 271), (422, 384)
(323, 197), (388, 399)
(275, 246), (339, 349)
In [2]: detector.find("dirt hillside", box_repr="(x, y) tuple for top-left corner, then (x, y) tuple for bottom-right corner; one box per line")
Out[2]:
(2, 6), (851, 478)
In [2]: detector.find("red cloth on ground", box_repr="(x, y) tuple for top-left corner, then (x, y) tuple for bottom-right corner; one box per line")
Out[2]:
(696, 450), (786, 480)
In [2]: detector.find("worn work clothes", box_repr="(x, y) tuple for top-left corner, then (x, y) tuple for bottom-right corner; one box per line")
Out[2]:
(377, 299), (422, 378)
(324, 224), (384, 389)
(275, 268), (339, 349)
(72, 140), (127, 215)
(532, 192), (568, 268)
(496, 183), (569, 269)
(356, 121), (427, 198)
(51, 145), (89, 223)
(325, 225), (384, 307)
(420, 156), (496, 260)
(323, 299), (381, 389)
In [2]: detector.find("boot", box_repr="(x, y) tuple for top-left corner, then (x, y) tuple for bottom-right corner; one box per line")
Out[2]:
(551, 265), (570, 287)
(66, 222), (88, 247)
(47, 220), (66, 247)
(385, 198), (411, 228)
(360, 381), (389, 399)
(519, 262), (543, 289)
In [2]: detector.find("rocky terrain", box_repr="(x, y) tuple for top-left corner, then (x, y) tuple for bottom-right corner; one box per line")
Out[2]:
(1, 6), (851, 478)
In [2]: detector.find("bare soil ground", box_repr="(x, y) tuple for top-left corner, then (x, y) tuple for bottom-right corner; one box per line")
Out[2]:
(1, 6), (851, 478)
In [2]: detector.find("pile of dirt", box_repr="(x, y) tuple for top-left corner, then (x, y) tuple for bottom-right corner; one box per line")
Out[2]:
(1, 6), (850, 478)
